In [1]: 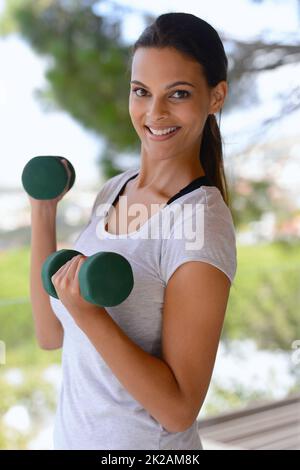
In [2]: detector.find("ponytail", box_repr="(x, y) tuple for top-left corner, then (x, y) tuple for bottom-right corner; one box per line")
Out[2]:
(200, 111), (230, 207)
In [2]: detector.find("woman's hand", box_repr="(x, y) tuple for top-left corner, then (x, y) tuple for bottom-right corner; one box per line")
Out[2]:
(28, 159), (73, 211)
(51, 254), (103, 323)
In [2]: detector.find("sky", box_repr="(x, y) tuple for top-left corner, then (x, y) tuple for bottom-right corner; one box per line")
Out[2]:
(0, 0), (299, 190)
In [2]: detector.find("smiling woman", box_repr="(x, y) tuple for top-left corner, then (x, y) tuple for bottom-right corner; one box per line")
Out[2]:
(30, 12), (237, 451)
(127, 21), (229, 203)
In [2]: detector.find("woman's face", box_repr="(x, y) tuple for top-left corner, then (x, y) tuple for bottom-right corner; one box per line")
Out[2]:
(129, 47), (224, 162)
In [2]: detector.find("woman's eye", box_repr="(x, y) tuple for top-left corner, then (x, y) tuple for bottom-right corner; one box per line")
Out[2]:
(132, 88), (147, 97)
(131, 88), (190, 99)
(171, 90), (190, 99)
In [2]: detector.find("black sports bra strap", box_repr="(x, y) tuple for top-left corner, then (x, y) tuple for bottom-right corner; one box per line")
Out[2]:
(112, 172), (212, 207)
(166, 175), (212, 205)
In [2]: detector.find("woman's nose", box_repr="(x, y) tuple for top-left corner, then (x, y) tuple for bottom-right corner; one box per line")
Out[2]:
(146, 97), (169, 119)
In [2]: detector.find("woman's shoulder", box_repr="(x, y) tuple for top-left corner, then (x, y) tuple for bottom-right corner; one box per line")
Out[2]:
(160, 185), (237, 286)
(194, 185), (235, 227)
(171, 184), (234, 224)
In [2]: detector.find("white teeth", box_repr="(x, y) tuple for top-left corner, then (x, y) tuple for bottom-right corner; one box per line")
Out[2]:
(149, 126), (178, 136)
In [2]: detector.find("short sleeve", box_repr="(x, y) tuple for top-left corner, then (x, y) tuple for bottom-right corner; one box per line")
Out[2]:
(160, 192), (237, 286)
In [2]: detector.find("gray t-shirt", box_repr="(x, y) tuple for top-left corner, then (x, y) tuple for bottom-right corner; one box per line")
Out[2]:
(50, 167), (237, 450)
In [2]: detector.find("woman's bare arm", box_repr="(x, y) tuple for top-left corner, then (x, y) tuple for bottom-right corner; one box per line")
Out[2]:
(30, 202), (64, 350)
(28, 158), (72, 350)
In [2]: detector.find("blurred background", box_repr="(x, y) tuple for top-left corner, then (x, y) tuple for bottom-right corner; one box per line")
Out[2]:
(0, 0), (300, 450)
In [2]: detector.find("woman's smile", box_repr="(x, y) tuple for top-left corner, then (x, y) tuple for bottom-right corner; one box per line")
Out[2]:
(144, 125), (182, 141)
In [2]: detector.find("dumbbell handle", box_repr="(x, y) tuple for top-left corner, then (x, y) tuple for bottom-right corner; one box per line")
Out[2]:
(42, 249), (134, 307)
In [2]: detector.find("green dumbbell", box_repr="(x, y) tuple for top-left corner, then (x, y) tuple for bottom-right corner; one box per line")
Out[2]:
(41, 249), (134, 307)
(22, 155), (76, 199)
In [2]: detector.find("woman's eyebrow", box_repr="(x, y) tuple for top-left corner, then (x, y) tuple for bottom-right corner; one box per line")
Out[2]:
(130, 80), (195, 89)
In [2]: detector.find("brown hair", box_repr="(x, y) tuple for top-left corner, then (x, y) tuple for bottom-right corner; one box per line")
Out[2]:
(128, 12), (230, 206)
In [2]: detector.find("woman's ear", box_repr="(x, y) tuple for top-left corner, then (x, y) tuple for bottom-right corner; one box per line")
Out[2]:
(209, 80), (228, 114)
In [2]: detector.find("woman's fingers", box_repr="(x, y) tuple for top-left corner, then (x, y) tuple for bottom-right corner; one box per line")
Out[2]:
(66, 255), (83, 281)
(74, 256), (86, 282)
(52, 257), (77, 283)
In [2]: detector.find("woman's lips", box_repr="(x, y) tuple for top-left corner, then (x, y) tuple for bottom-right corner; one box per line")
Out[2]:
(144, 126), (181, 141)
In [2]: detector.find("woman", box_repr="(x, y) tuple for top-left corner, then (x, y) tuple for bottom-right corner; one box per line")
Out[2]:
(29, 12), (237, 450)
